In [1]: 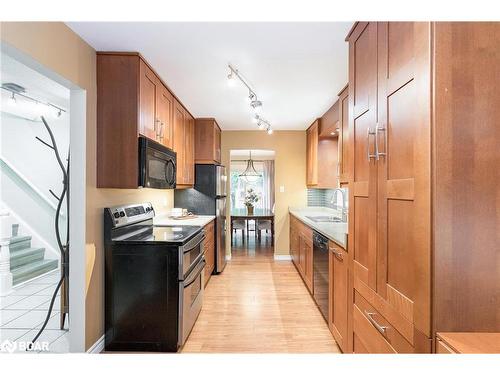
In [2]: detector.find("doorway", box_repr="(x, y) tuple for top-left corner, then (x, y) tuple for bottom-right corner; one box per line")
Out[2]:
(0, 43), (86, 353)
(229, 149), (275, 260)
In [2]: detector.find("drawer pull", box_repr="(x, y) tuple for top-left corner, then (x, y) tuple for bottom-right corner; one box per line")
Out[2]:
(364, 311), (387, 336)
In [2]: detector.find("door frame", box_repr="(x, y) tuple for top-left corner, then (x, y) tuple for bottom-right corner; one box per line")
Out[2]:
(1, 42), (87, 352)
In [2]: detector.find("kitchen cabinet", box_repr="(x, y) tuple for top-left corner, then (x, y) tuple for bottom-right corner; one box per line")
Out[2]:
(306, 120), (319, 186)
(173, 99), (195, 188)
(346, 22), (499, 353)
(328, 242), (348, 352)
(96, 52), (194, 188)
(337, 85), (349, 185)
(195, 118), (222, 164)
(139, 59), (173, 148)
(289, 214), (313, 294)
(347, 21), (431, 353)
(289, 215), (300, 267)
(203, 220), (215, 286)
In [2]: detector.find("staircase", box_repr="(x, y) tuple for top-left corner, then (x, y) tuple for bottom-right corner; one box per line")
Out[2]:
(8, 234), (58, 285)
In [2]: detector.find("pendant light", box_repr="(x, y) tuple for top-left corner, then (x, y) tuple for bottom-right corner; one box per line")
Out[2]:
(239, 151), (262, 183)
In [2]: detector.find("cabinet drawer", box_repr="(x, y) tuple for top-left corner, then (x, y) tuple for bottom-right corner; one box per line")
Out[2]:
(436, 339), (455, 354)
(353, 291), (414, 353)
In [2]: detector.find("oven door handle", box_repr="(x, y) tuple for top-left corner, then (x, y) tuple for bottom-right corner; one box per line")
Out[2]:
(181, 232), (206, 254)
(184, 258), (206, 288)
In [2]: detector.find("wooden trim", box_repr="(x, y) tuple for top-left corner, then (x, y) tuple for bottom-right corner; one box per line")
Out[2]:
(345, 22), (360, 41)
(337, 83), (349, 96)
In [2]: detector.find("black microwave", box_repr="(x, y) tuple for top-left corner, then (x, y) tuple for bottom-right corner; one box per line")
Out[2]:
(139, 136), (176, 189)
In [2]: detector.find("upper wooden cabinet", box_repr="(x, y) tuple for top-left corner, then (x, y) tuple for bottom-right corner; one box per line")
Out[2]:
(173, 99), (195, 188)
(337, 85), (349, 184)
(306, 120), (319, 186)
(306, 86), (349, 189)
(319, 100), (339, 137)
(346, 22), (499, 353)
(195, 118), (222, 164)
(96, 52), (194, 188)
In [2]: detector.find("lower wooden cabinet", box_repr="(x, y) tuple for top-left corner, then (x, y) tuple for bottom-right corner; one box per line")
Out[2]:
(203, 220), (215, 286)
(289, 214), (313, 294)
(328, 242), (348, 352)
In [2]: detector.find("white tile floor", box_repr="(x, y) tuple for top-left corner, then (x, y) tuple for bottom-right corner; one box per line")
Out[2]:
(0, 270), (69, 353)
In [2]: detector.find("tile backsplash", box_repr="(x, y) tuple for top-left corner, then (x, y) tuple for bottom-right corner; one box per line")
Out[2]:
(307, 188), (348, 210)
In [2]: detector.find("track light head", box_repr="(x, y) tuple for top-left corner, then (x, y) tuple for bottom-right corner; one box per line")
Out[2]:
(227, 71), (235, 87)
(8, 92), (16, 106)
(251, 100), (262, 114)
(267, 127), (273, 135)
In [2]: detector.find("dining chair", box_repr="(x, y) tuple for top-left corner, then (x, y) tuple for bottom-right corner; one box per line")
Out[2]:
(232, 218), (246, 243)
(256, 204), (275, 241)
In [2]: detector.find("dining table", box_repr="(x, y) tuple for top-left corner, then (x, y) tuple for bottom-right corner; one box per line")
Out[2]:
(230, 208), (275, 242)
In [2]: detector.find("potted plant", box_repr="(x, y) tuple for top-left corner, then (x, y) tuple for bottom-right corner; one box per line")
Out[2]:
(244, 188), (259, 215)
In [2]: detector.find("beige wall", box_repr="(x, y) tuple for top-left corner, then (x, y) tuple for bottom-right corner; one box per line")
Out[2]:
(221, 131), (307, 256)
(0, 22), (173, 350)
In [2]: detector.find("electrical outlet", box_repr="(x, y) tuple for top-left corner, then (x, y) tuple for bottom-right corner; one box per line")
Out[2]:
(279, 185), (285, 193)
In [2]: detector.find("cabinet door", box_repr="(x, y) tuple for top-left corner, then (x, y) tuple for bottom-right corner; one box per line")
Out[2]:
(306, 121), (319, 186)
(300, 233), (313, 293)
(348, 22), (378, 294)
(139, 61), (158, 141)
(184, 112), (195, 185)
(329, 245), (348, 351)
(290, 217), (299, 267)
(156, 83), (173, 149)
(214, 125), (221, 163)
(376, 22), (431, 336)
(173, 100), (185, 185)
(338, 86), (349, 184)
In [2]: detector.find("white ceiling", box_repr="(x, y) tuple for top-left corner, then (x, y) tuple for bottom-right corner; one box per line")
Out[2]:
(67, 22), (351, 130)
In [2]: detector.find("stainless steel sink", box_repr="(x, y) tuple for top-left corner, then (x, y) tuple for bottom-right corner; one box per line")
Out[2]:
(306, 215), (344, 223)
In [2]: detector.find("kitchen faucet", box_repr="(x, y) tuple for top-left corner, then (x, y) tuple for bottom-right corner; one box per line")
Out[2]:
(330, 188), (348, 222)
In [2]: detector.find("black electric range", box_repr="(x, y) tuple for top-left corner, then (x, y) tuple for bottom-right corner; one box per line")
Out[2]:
(104, 203), (206, 352)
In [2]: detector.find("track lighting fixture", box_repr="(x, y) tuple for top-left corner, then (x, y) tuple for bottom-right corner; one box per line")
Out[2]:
(226, 63), (273, 134)
(267, 127), (273, 135)
(1, 84), (66, 119)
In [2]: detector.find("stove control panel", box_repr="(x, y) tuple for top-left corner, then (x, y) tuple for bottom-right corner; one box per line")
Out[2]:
(106, 202), (155, 228)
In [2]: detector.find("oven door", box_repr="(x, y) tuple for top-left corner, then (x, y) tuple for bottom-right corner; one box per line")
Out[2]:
(139, 137), (176, 189)
(180, 230), (205, 279)
(178, 257), (205, 347)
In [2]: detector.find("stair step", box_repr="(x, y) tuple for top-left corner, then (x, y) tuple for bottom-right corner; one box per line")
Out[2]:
(12, 259), (58, 285)
(8, 236), (32, 252)
(10, 247), (45, 268)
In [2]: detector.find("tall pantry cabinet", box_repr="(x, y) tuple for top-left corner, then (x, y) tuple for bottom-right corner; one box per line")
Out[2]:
(346, 22), (499, 353)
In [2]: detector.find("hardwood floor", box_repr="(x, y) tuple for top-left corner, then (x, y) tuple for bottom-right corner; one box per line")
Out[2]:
(182, 232), (340, 353)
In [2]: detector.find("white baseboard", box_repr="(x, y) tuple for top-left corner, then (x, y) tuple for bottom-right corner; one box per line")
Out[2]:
(274, 255), (292, 261)
(87, 334), (105, 353)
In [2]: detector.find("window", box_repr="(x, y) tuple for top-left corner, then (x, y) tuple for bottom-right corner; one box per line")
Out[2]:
(230, 160), (264, 210)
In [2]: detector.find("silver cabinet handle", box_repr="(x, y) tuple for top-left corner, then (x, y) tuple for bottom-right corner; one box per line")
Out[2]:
(160, 122), (165, 141)
(155, 119), (162, 138)
(375, 123), (386, 159)
(330, 247), (343, 261)
(366, 127), (376, 161)
(364, 311), (387, 335)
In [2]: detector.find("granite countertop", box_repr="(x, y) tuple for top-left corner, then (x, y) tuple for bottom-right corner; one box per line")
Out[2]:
(289, 207), (348, 249)
(154, 214), (215, 227)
